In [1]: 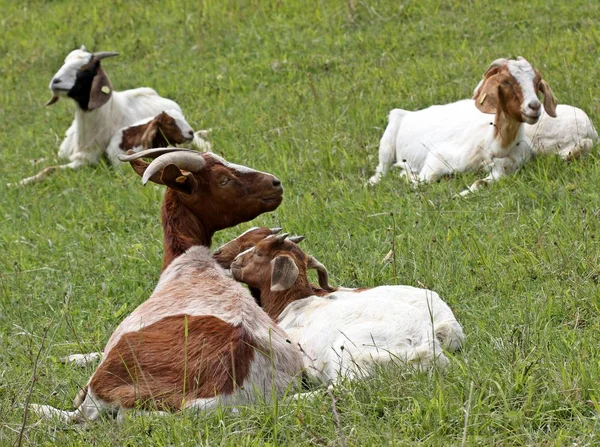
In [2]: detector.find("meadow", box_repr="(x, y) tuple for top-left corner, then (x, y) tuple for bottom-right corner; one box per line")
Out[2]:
(1, 0), (599, 444)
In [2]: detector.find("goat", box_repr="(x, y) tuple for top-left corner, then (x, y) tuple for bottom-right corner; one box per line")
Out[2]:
(59, 155), (284, 373)
(368, 57), (557, 196)
(16, 46), (186, 185)
(524, 105), (598, 160)
(33, 245), (303, 422)
(104, 110), (194, 166)
(32, 150), (302, 422)
(231, 234), (464, 384)
(60, 226), (284, 368)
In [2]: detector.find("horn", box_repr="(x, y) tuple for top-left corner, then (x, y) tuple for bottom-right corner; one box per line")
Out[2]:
(118, 147), (198, 162)
(270, 227), (283, 234)
(307, 255), (333, 290)
(93, 51), (120, 60)
(142, 151), (206, 185)
(46, 96), (59, 106)
(275, 233), (289, 242)
(289, 235), (305, 244)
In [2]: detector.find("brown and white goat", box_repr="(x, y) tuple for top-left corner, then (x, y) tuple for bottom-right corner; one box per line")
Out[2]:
(368, 57), (558, 196)
(231, 234), (464, 384)
(32, 149), (302, 422)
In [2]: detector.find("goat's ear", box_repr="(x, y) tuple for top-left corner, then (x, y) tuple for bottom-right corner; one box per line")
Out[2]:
(159, 164), (198, 194)
(270, 255), (299, 292)
(538, 80), (557, 118)
(88, 67), (113, 110)
(474, 76), (500, 114)
(141, 120), (159, 148)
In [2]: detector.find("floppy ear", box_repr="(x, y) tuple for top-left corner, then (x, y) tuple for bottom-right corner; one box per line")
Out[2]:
(538, 79), (557, 118)
(473, 74), (500, 114)
(270, 255), (299, 292)
(88, 67), (113, 110)
(159, 164), (198, 194)
(141, 119), (159, 148)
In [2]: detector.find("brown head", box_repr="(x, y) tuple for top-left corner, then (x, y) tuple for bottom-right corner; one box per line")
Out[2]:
(230, 233), (334, 319)
(47, 46), (119, 111)
(213, 226), (283, 269)
(119, 148), (284, 269)
(473, 57), (557, 124)
(139, 110), (195, 148)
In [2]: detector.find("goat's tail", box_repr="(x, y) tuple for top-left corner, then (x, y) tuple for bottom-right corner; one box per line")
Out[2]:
(368, 109), (407, 185)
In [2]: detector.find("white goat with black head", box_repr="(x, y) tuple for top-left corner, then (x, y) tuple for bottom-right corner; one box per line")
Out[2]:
(369, 57), (558, 196)
(17, 46), (189, 185)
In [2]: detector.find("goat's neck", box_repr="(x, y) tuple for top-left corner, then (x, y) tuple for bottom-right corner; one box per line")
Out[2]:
(259, 278), (315, 321)
(492, 109), (522, 149)
(161, 190), (211, 271)
(75, 98), (120, 151)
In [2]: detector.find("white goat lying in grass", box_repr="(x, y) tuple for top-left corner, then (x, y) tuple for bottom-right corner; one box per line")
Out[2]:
(16, 46), (188, 185)
(231, 233), (464, 384)
(369, 57), (557, 195)
(524, 105), (598, 160)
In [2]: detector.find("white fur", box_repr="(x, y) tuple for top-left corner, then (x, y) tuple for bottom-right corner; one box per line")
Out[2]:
(525, 105), (598, 159)
(278, 286), (463, 383)
(368, 101), (534, 195)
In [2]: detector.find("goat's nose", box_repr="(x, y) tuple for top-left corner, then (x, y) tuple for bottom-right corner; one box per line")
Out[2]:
(188, 130), (194, 136)
(272, 177), (281, 187)
(528, 100), (541, 111)
(52, 78), (61, 85)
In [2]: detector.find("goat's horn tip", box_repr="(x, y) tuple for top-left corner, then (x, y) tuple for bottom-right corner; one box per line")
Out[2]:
(45, 96), (59, 106)
(271, 227), (283, 233)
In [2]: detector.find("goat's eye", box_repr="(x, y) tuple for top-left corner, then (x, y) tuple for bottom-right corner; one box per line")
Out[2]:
(219, 177), (231, 186)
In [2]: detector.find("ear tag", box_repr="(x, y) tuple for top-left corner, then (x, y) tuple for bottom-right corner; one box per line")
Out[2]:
(176, 175), (187, 184)
(101, 86), (111, 94)
(480, 93), (487, 105)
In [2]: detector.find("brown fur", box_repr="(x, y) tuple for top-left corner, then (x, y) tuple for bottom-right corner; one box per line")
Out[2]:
(213, 227), (277, 269)
(232, 238), (335, 321)
(90, 315), (255, 411)
(120, 112), (188, 152)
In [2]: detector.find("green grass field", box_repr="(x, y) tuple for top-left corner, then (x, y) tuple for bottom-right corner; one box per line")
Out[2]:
(1, 0), (599, 444)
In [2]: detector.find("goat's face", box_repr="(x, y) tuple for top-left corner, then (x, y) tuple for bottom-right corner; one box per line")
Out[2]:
(142, 111), (195, 148)
(231, 235), (307, 292)
(47, 46), (119, 110)
(158, 110), (195, 144)
(48, 48), (92, 96)
(213, 227), (283, 269)
(473, 57), (557, 124)
(123, 149), (284, 232)
(186, 154), (283, 230)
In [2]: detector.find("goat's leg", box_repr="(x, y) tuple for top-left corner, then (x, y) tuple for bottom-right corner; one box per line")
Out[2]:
(60, 352), (103, 367)
(12, 160), (86, 186)
(31, 389), (108, 423)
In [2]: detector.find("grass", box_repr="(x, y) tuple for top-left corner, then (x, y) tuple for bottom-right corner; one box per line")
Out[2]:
(1, 0), (599, 444)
